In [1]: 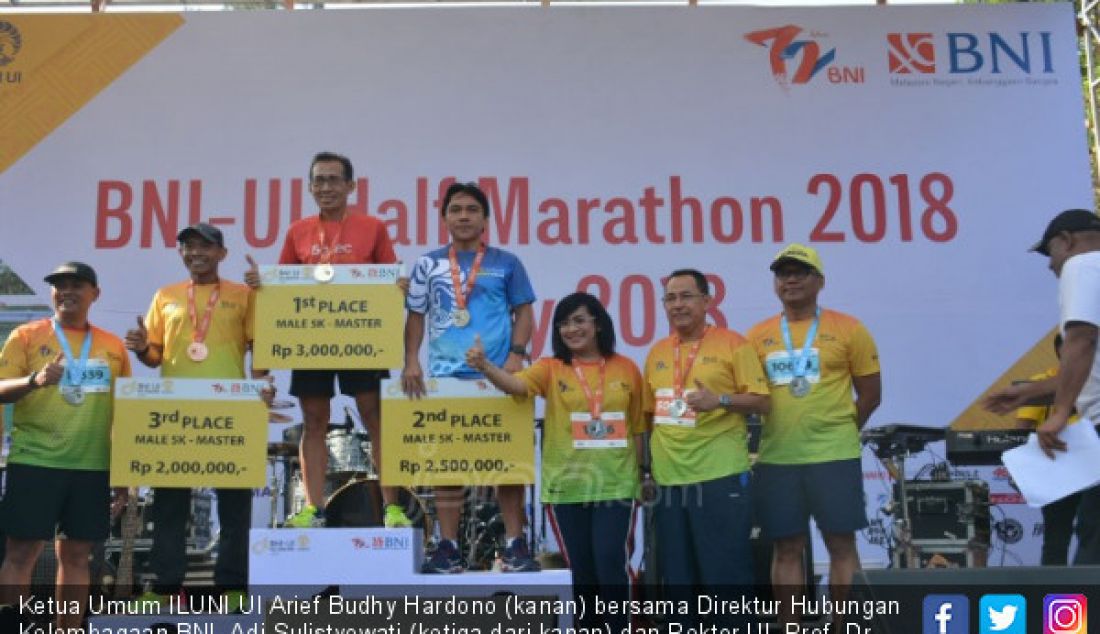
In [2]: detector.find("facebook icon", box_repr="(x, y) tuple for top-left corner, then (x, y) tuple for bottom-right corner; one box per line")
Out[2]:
(924, 595), (970, 634)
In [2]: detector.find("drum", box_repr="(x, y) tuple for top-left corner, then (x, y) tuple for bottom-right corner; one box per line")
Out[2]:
(288, 474), (428, 531)
(325, 429), (374, 475)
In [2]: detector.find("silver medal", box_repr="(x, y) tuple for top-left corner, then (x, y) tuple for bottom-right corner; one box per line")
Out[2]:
(668, 398), (688, 418)
(313, 264), (335, 283)
(61, 385), (85, 406)
(585, 419), (607, 439)
(452, 308), (471, 328)
(789, 376), (811, 398)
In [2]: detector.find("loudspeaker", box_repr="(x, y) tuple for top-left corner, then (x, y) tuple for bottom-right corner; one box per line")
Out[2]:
(851, 566), (1100, 634)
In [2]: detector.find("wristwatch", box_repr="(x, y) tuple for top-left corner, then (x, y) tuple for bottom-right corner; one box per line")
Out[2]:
(718, 394), (733, 409)
(509, 344), (527, 356)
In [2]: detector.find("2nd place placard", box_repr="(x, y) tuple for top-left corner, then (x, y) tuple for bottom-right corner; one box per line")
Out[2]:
(381, 378), (535, 486)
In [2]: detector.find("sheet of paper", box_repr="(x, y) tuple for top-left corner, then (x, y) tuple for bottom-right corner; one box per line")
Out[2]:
(1002, 420), (1100, 507)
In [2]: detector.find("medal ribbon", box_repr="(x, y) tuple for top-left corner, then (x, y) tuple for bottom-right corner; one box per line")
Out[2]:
(315, 217), (348, 265)
(672, 325), (709, 399)
(51, 318), (92, 387)
(187, 282), (221, 345)
(448, 243), (486, 312)
(571, 357), (607, 421)
(780, 307), (821, 382)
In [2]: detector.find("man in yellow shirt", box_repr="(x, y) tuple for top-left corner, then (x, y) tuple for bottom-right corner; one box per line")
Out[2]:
(0, 262), (131, 631)
(747, 244), (881, 628)
(125, 223), (267, 610)
(643, 268), (770, 616)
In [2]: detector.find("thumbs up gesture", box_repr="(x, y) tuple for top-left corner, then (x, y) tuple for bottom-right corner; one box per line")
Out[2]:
(244, 254), (262, 289)
(125, 316), (149, 354)
(38, 352), (67, 387)
(685, 378), (719, 413)
(465, 334), (488, 372)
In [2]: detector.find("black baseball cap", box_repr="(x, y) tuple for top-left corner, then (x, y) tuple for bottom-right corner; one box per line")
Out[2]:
(177, 222), (224, 247)
(44, 261), (98, 287)
(1030, 209), (1100, 256)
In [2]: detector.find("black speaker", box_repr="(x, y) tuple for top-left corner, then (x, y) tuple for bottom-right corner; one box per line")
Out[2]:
(850, 566), (1100, 634)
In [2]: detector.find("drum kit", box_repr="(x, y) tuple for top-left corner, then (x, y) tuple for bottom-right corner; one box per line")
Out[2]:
(267, 411), (522, 570)
(267, 415), (430, 534)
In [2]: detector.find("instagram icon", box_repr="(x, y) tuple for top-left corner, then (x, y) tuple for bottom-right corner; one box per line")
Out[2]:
(1045, 595), (1088, 634)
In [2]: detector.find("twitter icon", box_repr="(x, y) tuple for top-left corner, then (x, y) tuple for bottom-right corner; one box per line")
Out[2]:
(981, 595), (1026, 634)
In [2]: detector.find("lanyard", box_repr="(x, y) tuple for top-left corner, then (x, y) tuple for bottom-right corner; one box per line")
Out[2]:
(780, 307), (821, 380)
(187, 282), (220, 345)
(571, 358), (607, 420)
(448, 243), (486, 311)
(51, 318), (92, 386)
(672, 325), (709, 398)
(315, 217), (348, 264)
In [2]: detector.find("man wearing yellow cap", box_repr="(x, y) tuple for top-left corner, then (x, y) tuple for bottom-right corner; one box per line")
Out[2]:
(746, 244), (881, 627)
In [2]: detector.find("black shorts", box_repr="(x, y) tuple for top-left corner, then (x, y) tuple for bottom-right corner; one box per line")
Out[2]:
(288, 369), (389, 398)
(0, 463), (111, 541)
(753, 458), (867, 539)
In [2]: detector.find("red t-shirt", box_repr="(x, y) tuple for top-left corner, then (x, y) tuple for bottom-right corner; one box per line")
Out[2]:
(278, 213), (397, 265)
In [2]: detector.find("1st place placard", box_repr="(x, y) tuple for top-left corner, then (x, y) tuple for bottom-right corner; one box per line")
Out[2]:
(253, 264), (404, 369)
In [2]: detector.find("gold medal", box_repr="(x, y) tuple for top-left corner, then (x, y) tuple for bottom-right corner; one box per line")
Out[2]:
(452, 308), (471, 328)
(188, 341), (209, 362)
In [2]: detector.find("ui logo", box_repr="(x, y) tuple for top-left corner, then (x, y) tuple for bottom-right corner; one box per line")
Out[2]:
(1045, 595), (1087, 634)
(925, 595), (969, 634)
(980, 595), (1025, 634)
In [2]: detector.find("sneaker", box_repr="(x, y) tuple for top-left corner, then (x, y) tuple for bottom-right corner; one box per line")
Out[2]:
(421, 539), (465, 574)
(384, 504), (413, 528)
(285, 505), (325, 528)
(500, 536), (541, 573)
(222, 590), (248, 614)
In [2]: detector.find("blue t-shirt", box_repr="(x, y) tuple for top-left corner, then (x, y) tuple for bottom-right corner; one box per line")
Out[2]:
(406, 245), (535, 378)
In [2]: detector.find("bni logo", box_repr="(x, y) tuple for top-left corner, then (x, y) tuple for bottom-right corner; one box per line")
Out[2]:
(925, 595), (969, 634)
(888, 33), (935, 74)
(745, 25), (863, 86)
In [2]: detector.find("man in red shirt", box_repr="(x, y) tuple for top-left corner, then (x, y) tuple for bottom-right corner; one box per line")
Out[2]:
(248, 152), (408, 528)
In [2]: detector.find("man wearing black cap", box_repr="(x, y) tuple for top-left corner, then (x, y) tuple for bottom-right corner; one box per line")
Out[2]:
(0, 262), (130, 630)
(124, 223), (267, 609)
(985, 208), (1100, 564)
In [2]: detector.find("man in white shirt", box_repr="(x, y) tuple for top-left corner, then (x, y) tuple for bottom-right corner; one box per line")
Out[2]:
(986, 208), (1100, 564)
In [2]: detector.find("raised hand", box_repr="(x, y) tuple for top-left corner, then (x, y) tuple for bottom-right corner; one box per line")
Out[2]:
(465, 334), (488, 372)
(37, 352), (67, 387)
(244, 254), (262, 289)
(124, 315), (148, 353)
(685, 378), (719, 413)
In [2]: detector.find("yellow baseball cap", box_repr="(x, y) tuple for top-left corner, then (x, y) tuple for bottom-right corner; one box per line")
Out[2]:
(770, 243), (823, 276)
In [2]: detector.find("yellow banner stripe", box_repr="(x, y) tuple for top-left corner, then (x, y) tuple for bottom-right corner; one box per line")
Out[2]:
(0, 14), (183, 173)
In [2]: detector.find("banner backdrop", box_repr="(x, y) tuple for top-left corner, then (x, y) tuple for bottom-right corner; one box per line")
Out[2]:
(0, 4), (1090, 567)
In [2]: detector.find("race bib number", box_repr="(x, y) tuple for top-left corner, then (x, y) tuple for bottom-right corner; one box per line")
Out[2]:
(570, 411), (627, 449)
(71, 359), (111, 393)
(764, 349), (821, 386)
